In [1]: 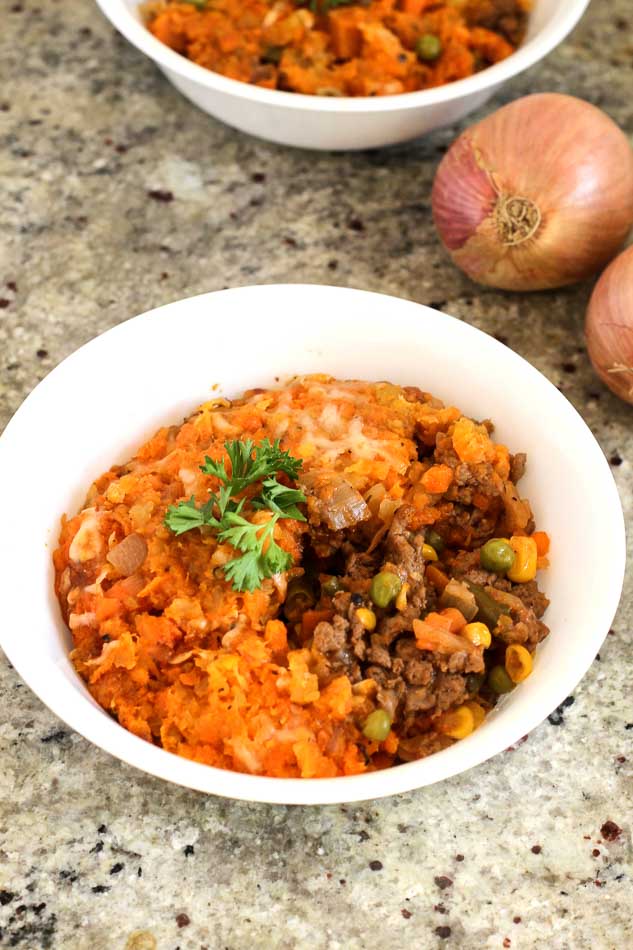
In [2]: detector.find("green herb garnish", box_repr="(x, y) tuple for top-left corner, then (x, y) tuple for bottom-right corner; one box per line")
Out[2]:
(164, 439), (306, 592)
(295, 0), (356, 12)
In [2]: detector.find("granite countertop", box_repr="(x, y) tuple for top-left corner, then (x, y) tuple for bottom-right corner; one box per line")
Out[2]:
(1, 1), (632, 948)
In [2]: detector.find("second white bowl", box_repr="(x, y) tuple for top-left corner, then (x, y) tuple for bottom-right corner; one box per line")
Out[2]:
(94, 0), (590, 150)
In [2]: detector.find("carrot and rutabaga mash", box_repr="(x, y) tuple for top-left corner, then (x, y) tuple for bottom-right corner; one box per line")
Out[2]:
(54, 377), (550, 778)
(141, 0), (530, 97)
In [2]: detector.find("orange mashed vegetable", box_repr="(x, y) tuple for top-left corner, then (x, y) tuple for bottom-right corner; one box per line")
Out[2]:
(54, 377), (548, 778)
(142, 0), (529, 97)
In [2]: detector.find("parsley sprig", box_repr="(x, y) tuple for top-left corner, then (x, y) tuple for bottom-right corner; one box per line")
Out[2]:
(164, 439), (306, 593)
(295, 0), (357, 11)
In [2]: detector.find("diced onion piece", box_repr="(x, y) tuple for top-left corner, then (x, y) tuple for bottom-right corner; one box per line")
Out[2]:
(107, 533), (148, 576)
(302, 472), (369, 530)
(439, 579), (478, 620)
(413, 618), (478, 655)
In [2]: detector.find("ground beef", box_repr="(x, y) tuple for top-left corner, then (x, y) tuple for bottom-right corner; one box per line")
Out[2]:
(404, 657), (434, 686)
(435, 673), (469, 711)
(433, 502), (502, 549)
(397, 732), (446, 762)
(343, 546), (379, 581)
(376, 612), (414, 645)
(366, 640), (392, 669)
(487, 588), (549, 650)
(313, 616), (348, 653)
(299, 403), (550, 766)
(446, 550), (512, 591)
(510, 452), (527, 483)
(383, 506), (427, 609)
(511, 580), (550, 618)
(385, 507), (424, 579)
(405, 687), (436, 714)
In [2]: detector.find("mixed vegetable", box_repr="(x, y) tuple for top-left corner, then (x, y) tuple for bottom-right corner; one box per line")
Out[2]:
(141, 0), (528, 97)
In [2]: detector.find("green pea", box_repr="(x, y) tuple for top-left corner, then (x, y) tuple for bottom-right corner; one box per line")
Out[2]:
(261, 45), (284, 65)
(480, 539), (516, 574)
(426, 529), (445, 554)
(416, 34), (442, 62)
(284, 576), (315, 622)
(362, 709), (392, 742)
(466, 672), (485, 695)
(488, 665), (515, 695)
(322, 576), (343, 597)
(370, 571), (402, 609)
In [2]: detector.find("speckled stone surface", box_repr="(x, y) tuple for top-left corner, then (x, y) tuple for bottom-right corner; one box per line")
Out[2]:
(1, 1), (632, 948)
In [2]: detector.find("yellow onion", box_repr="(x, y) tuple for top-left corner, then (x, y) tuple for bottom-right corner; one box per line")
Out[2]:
(432, 94), (633, 291)
(585, 245), (633, 404)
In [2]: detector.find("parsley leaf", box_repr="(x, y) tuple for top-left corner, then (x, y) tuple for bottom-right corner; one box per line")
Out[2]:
(164, 438), (306, 591)
(220, 514), (294, 593)
(163, 496), (219, 535)
(295, 0), (355, 11)
(254, 478), (307, 521)
(200, 437), (301, 495)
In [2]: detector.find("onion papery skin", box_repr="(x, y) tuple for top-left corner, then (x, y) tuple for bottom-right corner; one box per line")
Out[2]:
(432, 94), (633, 292)
(585, 245), (633, 405)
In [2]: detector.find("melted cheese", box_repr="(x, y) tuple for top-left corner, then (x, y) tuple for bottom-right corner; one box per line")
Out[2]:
(68, 510), (104, 563)
(301, 416), (408, 473)
(69, 611), (97, 630)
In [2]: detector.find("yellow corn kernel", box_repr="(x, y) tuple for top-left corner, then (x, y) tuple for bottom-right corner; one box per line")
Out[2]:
(505, 643), (533, 683)
(352, 678), (377, 697)
(464, 701), (486, 729)
(507, 536), (538, 583)
(422, 544), (438, 561)
(395, 582), (410, 612)
(438, 705), (474, 739)
(462, 621), (492, 648)
(356, 607), (377, 631)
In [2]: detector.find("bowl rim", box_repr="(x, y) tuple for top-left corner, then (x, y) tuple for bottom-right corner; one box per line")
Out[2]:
(94, 0), (591, 114)
(0, 284), (625, 805)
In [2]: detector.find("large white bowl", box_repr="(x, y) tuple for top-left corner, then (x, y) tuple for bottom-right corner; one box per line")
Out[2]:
(0, 285), (624, 804)
(94, 0), (590, 150)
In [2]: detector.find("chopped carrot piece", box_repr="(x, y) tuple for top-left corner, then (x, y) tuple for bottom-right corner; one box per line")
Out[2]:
(383, 731), (399, 755)
(439, 607), (467, 633)
(452, 417), (496, 464)
(400, 0), (427, 13)
(421, 464), (453, 494)
(264, 619), (288, 653)
(425, 611), (452, 631)
(413, 619), (478, 655)
(472, 491), (490, 510)
(301, 609), (334, 641)
(531, 531), (550, 557)
(329, 8), (363, 59)
(95, 598), (120, 622)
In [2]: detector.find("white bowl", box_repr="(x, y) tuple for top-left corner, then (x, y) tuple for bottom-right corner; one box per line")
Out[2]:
(95, 0), (590, 150)
(0, 285), (624, 804)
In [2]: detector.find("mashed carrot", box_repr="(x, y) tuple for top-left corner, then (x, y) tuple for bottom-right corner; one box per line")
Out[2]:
(141, 0), (529, 97)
